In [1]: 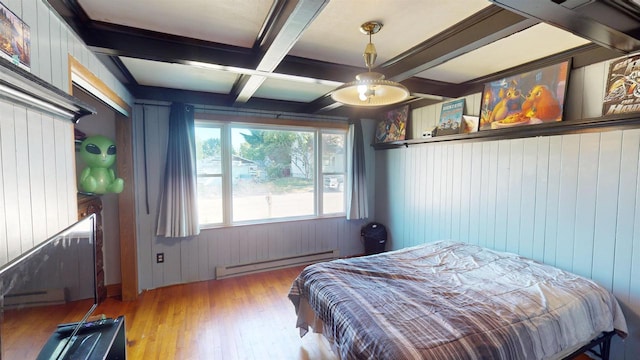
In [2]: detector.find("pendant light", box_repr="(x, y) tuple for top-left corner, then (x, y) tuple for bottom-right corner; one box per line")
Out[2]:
(331, 21), (410, 107)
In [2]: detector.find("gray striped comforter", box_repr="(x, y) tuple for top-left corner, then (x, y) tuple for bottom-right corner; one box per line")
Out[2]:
(288, 241), (628, 360)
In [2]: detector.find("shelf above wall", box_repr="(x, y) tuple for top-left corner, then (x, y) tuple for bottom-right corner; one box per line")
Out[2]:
(0, 59), (95, 122)
(372, 114), (640, 150)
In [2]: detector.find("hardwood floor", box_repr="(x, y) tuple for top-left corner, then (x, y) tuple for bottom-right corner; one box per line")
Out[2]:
(94, 266), (336, 359)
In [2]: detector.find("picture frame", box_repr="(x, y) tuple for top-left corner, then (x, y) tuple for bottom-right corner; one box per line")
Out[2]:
(436, 98), (465, 136)
(479, 60), (569, 131)
(375, 104), (408, 143)
(603, 54), (640, 116)
(0, 2), (30, 71)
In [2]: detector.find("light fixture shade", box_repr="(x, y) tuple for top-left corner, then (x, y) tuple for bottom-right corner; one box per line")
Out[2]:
(331, 21), (410, 107)
(331, 72), (410, 107)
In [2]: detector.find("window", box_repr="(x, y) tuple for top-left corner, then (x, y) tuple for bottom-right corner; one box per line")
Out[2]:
(195, 119), (347, 227)
(195, 125), (223, 225)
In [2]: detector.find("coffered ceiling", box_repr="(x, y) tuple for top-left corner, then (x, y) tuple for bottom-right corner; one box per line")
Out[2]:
(48, 0), (639, 117)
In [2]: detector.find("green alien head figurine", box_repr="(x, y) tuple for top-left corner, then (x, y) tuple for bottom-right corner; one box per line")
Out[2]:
(79, 135), (124, 194)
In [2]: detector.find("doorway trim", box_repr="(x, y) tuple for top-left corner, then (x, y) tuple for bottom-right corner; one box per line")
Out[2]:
(69, 55), (139, 301)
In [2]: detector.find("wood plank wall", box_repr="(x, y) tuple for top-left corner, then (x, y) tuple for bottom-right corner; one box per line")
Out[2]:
(0, 0), (131, 265)
(132, 103), (376, 290)
(374, 61), (639, 359)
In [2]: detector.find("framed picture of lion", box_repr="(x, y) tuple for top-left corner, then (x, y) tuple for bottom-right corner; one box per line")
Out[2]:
(479, 60), (570, 131)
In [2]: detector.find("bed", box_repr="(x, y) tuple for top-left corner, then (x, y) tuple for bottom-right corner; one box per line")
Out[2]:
(288, 240), (628, 360)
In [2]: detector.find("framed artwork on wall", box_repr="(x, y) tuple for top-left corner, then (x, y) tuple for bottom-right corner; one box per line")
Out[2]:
(603, 54), (640, 116)
(479, 60), (569, 131)
(436, 99), (465, 136)
(375, 104), (409, 143)
(0, 2), (30, 71)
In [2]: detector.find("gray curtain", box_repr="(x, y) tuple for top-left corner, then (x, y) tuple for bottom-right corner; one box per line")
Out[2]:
(346, 119), (368, 220)
(156, 103), (200, 237)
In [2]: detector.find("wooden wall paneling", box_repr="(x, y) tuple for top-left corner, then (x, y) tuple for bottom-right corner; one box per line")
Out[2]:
(36, 0), (51, 84)
(22, 0), (38, 76)
(468, 142), (483, 246)
(440, 145), (449, 240)
(565, 67), (585, 121)
(532, 136), (550, 262)
(0, 101), (17, 264)
(180, 236), (199, 283)
(506, 139), (524, 254)
(494, 141), (511, 251)
(459, 143), (473, 244)
(26, 111), (47, 247)
(410, 146), (419, 247)
(443, 145), (453, 240)
(50, 14), (62, 90)
(555, 134), (580, 271)
(592, 131), (623, 290)
(628, 196), (640, 359)
(387, 150), (402, 248)
(60, 28), (70, 93)
(572, 133), (600, 278)
(487, 141), (500, 249)
(451, 144), (463, 241)
(196, 231), (212, 281)
(543, 136), (563, 266)
(519, 137), (538, 258)
(582, 62), (607, 119)
(131, 106), (151, 290)
(375, 150), (390, 227)
(5, 0), (21, 16)
(424, 146), (436, 241)
(405, 146), (415, 247)
(54, 118), (69, 226)
(432, 145), (447, 240)
(14, 106), (33, 253)
(416, 146), (428, 246)
(477, 142), (490, 248)
(399, 149), (409, 248)
(410, 108), (422, 139)
(611, 129), (640, 359)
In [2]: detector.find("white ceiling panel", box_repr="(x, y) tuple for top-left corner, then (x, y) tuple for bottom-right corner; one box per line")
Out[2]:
(254, 77), (338, 102)
(120, 57), (239, 94)
(79, 0), (274, 48)
(289, 0), (493, 68)
(416, 23), (591, 83)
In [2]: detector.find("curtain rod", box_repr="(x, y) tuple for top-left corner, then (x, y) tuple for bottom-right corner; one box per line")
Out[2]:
(133, 101), (348, 122)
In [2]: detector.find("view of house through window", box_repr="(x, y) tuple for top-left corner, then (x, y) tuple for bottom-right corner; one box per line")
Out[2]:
(195, 121), (346, 226)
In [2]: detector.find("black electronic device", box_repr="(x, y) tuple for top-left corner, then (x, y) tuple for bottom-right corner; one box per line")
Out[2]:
(56, 318), (115, 337)
(0, 214), (99, 359)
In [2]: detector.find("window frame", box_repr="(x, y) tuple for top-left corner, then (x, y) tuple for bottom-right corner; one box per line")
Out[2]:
(195, 114), (348, 229)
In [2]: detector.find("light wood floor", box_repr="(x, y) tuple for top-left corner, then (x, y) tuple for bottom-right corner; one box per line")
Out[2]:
(94, 265), (337, 360)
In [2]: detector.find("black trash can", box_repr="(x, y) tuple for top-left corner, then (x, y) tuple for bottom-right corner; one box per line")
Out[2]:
(361, 222), (387, 255)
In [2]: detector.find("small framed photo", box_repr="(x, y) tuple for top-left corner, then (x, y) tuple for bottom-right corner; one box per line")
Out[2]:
(436, 99), (465, 136)
(0, 2), (31, 71)
(375, 105), (408, 143)
(603, 54), (640, 116)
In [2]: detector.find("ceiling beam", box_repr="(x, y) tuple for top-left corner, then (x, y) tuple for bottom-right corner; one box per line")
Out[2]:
(380, 5), (539, 82)
(489, 0), (640, 53)
(231, 0), (330, 104)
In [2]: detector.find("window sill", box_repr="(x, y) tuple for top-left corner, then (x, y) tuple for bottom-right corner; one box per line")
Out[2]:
(372, 114), (640, 150)
(199, 214), (347, 230)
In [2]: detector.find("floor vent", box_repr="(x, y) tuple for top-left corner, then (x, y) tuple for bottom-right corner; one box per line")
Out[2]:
(216, 249), (339, 279)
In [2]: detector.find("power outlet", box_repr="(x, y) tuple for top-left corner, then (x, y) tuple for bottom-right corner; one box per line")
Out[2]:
(156, 253), (164, 263)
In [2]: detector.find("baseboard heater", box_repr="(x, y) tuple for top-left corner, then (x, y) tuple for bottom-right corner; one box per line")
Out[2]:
(216, 249), (339, 279)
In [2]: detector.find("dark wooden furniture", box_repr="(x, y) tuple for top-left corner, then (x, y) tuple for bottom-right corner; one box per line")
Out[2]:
(78, 193), (107, 303)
